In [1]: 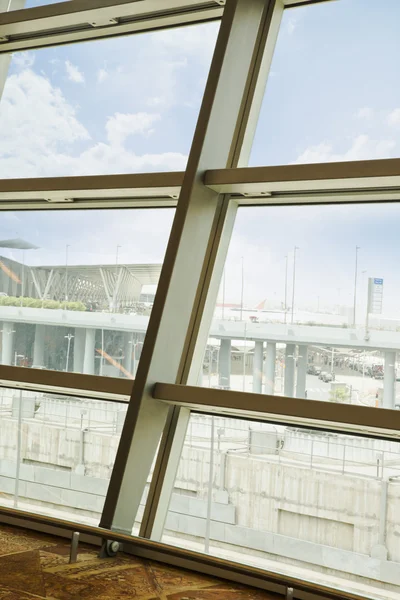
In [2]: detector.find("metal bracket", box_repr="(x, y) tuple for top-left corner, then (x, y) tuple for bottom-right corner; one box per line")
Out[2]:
(69, 532), (80, 564)
(98, 539), (122, 559)
(90, 18), (118, 28)
(286, 588), (294, 600)
(45, 198), (74, 204)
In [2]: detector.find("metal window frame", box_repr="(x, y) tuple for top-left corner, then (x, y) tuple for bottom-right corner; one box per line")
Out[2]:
(0, 0), (398, 598)
(0, 0), (334, 54)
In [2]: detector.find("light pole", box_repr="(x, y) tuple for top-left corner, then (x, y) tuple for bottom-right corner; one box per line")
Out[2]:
(115, 245), (122, 312)
(65, 244), (70, 304)
(291, 246), (299, 325)
(222, 269), (226, 321)
(284, 254), (288, 324)
(353, 246), (360, 327)
(240, 257), (244, 321)
(64, 333), (74, 372)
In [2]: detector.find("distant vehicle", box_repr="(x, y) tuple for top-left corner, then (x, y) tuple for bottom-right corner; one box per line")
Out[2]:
(321, 372), (334, 383)
(307, 365), (321, 375)
(318, 371), (327, 380)
(372, 365), (384, 379)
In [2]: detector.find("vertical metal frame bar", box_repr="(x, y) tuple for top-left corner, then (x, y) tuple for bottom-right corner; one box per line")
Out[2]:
(100, 0), (281, 535)
(140, 0), (284, 541)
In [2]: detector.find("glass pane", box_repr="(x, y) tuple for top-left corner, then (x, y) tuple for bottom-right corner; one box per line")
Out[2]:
(0, 21), (218, 177)
(251, 0), (400, 166)
(0, 208), (173, 377)
(163, 413), (400, 600)
(200, 203), (400, 410)
(0, 385), (127, 524)
(7, 0), (66, 9)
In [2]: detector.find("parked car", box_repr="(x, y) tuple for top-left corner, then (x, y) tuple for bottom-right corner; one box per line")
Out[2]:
(307, 365), (320, 375)
(318, 370), (327, 380)
(321, 372), (334, 383)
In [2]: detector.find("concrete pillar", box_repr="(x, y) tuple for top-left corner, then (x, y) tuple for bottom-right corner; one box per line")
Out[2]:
(264, 342), (276, 395)
(83, 328), (96, 375)
(124, 333), (133, 375)
(284, 343), (296, 398)
(73, 328), (85, 373)
(33, 325), (45, 367)
(219, 338), (231, 388)
(383, 351), (396, 409)
(296, 345), (308, 399)
(1, 322), (15, 365)
(253, 341), (264, 394)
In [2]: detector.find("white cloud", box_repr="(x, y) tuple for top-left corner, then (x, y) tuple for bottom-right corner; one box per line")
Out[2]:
(97, 68), (108, 83)
(287, 19), (297, 36)
(147, 96), (166, 107)
(106, 112), (161, 147)
(356, 107), (374, 120)
(0, 69), (187, 178)
(293, 135), (396, 164)
(12, 52), (35, 69)
(387, 108), (400, 127)
(65, 60), (85, 84)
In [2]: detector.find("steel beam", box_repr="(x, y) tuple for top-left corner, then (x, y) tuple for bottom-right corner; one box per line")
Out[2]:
(101, 0), (282, 537)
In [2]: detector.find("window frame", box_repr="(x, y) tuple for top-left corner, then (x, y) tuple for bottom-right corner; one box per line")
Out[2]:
(0, 0), (398, 599)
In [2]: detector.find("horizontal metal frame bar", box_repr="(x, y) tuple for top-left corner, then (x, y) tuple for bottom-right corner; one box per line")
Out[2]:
(0, 172), (182, 210)
(205, 159), (400, 204)
(153, 383), (400, 441)
(0, 0), (223, 53)
(0, 364), (131, 401)
(0, 505), (368, 600)
(0, 0), (336, 54)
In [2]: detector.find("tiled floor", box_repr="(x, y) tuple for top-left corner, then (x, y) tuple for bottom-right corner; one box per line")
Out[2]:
(0, 524), (281, 599)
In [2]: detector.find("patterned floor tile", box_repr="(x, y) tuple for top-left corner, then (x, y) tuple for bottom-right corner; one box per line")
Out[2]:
(0, 588), (45, 600)
(0, 550), (46, 597)
(0, 525), (280, 600)
(165, 584), (282, 599)
(0, 525), (58, 556)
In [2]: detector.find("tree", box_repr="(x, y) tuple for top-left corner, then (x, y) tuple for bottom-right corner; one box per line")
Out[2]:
(329, 386), (350, 404)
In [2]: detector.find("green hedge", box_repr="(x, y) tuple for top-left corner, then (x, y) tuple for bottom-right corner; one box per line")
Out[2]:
(0, 296), (86, 311)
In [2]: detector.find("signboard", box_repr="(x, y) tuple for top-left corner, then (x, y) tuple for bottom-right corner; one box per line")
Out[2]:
(368, 277), (383, 314)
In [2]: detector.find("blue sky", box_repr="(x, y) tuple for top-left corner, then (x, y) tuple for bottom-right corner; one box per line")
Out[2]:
(1, 1), (400, 317)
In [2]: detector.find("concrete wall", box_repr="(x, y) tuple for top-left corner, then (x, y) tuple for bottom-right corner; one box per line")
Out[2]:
(1, 415), (400, 593)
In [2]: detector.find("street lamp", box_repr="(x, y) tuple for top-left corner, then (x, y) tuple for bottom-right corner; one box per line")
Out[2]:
(353, 246), (360, 327)
(222, 269), (226, 321)
(284, 254), (288, 324)
(240, 257), (244, 322)
(115, 245), (122, 312)
(291, 246), (299, 325)
(65, 244), (70, 303)
(64, 333), (74, 372)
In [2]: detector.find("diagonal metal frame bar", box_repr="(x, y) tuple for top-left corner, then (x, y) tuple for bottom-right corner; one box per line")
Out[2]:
(100, 0), (280, 535)
(139, 0), (284, 541)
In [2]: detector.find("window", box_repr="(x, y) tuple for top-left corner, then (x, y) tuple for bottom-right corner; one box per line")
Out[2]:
(0, 22), (218, 178)
(251, 0), (400, 166)
(200, 203), (400, 411)
(162, 413), (400, 600)
(0, 385), (128, 524)
(0, 208), (174, 377)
